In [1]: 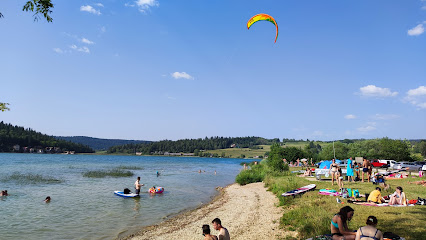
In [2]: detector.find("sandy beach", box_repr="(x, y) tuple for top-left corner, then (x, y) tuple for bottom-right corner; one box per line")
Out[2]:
(122, 182), (289, 240)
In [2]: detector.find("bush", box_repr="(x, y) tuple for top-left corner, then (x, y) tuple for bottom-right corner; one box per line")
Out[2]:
(235, 164), (265, 185)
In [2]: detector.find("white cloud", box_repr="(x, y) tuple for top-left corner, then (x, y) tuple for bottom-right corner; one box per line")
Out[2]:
(404, 86), (426, 109)
(53, 48), (63, 54)
(372, 114), (399, 120)
(408, 24), (424, 36)
(359, 85), (398, 98)
(100, 26), (106, 33)
(171, 72), (194, 80)
(81, 38), (95, 45)
(344, 114), (356, 119)
(357, 125), (376, 132)
(80, 5), (101, 15)
(126, 0), (159, 13)
(69, 45), (90, 53)
(95, 3), (104, 7)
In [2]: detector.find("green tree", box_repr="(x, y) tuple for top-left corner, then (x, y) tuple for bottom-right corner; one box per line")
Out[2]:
(1, 0), (54, 22)
(267, 143), (288, 172)
(319, 142), (349, 160)
(0, 103), (10, 112)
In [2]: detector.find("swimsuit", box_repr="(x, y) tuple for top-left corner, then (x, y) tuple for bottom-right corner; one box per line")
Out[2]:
(331, 215), (343, 236)
(359, 227), (380, 240)
(363, 167), (368, 172)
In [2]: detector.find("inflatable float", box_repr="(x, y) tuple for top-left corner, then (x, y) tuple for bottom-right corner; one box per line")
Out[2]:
(149, 186), (164, 194)
(282, 184), (316, 197)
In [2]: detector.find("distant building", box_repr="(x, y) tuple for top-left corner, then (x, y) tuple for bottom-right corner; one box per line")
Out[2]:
(230, 144), (236, 148)
(135, 152), (143, 156)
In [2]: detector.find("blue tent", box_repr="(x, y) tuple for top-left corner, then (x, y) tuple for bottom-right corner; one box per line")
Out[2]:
(319, 159), (341, 169)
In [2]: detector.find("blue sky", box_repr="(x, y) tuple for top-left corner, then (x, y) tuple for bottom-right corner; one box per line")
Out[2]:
(1, 0), (425, 141)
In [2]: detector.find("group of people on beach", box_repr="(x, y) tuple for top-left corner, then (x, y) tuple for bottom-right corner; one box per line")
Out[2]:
(328, 157), (378, 189)
(202, 218), (230, 240)
(331, 206), (383, 240)
(366, 186), (407, 206)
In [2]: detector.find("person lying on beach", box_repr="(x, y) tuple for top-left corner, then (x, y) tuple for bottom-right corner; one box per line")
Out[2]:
(408, 180), (426, 186)
(212, 218), (230, 240)
(44, 196), (51, 203)
(367, 187), (384, 204)
(202, 224), (218, 240)
(388, 186), (407, 206)
(330, 206), (356, 240)
(355, 216), (383, 240)
(302, 168), (312, 176)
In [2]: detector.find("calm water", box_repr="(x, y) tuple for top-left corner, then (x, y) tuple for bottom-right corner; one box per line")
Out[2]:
(0, 153), (244, 240)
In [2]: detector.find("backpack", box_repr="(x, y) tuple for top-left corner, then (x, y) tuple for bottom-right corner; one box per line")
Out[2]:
(123, 188), (131, 194)
(416, 197), (426, 205)
(383, 232), (401, 240)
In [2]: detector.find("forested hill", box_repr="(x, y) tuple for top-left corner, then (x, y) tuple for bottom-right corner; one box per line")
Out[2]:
(0, 122), (94, 153)
(108, 136), (280, 154)
(55, 136), (150, 151)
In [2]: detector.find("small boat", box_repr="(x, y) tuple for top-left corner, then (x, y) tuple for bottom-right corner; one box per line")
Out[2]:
(114, 191), (139, 198)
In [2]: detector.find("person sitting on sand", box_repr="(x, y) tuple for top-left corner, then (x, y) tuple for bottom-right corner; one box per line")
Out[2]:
(389, 186), (407, 206)
(367, 187), (384, 204)
(212, 218), (230, 240)
(355, 216), (383, 240)
(44, 196), (51, 203)
(202, 224), (218, 240)
(331, 206), (356, 240)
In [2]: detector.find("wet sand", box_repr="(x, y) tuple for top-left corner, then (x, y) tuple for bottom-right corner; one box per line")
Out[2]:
(122, 182), (289, 240)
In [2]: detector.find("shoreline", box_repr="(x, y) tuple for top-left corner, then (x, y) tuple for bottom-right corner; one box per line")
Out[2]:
(119, 182), (290, 240)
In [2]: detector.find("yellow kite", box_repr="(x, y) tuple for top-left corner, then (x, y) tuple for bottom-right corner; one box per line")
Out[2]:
(247, 13), (278, 43)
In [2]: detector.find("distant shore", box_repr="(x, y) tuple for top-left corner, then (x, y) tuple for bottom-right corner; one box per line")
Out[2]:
(121, 182), (290, 240)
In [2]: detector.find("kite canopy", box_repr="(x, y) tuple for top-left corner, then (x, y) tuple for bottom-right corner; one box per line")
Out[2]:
(247, 13), (278, 43)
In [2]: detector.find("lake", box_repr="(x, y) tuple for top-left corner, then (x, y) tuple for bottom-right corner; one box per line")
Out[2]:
(0, 153), (244, 240)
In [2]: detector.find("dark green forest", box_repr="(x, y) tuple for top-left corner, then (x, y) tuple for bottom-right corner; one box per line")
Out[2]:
(108, 136), (280, 154)
(55, 136), (150, 151)
(0, 122), (94, 153)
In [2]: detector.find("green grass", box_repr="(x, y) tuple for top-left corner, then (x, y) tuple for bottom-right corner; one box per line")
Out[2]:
(235, 164), (267, 185)
(264, 174), (426, 239)
(1, 172), (63, 184)
(82, 168), (134, 178)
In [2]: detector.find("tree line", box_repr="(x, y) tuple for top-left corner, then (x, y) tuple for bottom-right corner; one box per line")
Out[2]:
(0, 121), (94, 153)
(107, 136), (279, 154)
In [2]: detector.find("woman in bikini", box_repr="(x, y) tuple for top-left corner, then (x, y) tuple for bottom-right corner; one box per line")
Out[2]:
(389, 186), (407, 206)
(331, 206), (356, 240)
(355, 216), (383, 240)
(329, 159), (339, 186)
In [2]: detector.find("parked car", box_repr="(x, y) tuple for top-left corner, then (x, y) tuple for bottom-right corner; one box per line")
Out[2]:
(378, 160), (396, 168)
(393, 162), (423, 171)
(371, 160), (389, 168)
(423, 165), (426, 171)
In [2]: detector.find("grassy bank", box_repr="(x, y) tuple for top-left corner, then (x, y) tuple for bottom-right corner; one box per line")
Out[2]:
(236, 163), (426, 239)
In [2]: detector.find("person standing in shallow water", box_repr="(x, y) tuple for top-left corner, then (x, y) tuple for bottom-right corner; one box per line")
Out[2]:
(134, 177), (144, 196)
(212, 218), (230, 240)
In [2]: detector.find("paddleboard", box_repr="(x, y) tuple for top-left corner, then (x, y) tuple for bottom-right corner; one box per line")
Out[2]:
(282, 184), (316, 197)
(114, 191), (139, 198)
